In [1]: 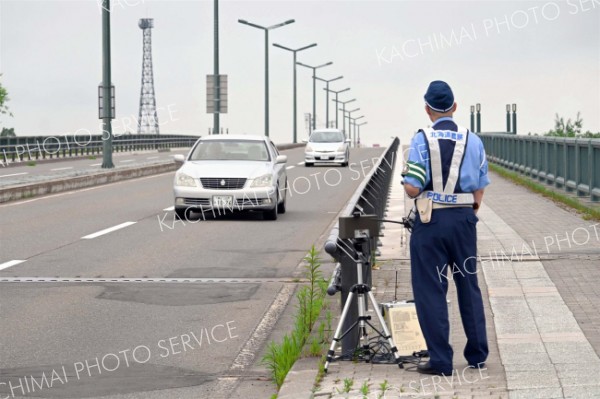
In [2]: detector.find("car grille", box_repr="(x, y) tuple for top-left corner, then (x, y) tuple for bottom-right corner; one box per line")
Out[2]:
(183, 198), (211, 206)
(200, 178), (247, 190)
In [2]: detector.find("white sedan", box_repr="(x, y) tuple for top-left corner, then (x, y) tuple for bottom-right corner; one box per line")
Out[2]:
(173, 135), (287, 220)
(304, 129), (350, 167)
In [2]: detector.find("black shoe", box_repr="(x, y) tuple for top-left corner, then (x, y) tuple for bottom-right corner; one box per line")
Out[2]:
(416, 362), (450, 376)
(468, 362), (486, 369)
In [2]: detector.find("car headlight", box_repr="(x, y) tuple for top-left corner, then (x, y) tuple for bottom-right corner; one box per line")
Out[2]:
(305, 144), (313, 152)
(337, 144), (345, 152)
(251, 173), (273, 187)
(175, 172), (196, 187)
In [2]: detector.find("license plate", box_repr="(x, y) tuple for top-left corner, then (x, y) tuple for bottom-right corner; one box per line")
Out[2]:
(212, 195), (233, 207)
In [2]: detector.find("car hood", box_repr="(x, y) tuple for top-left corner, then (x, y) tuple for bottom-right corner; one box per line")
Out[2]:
(178, 160), (272, 178)
(307, 142), (343, 151)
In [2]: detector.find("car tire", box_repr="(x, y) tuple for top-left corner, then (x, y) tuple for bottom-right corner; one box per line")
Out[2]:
(305, 162), (313, 167)
(264, 193), (278, 221)
(277, 182), (287, 214)
(175, 207), (191, 221)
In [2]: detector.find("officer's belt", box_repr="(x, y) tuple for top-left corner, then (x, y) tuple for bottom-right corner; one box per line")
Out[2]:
(432, 203), (472, 210)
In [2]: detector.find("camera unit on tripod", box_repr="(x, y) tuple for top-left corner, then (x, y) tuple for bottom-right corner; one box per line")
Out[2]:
(324, 213), (405, 372)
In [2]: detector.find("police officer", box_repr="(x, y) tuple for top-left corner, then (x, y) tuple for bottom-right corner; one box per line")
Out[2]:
(402, 80), (489, 376)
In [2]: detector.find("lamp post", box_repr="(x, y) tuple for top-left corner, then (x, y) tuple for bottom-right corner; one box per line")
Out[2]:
(100, 0), (114, 169)
(296, 61), (333, 131)
(272, 42), (317, 143)
(356, 121), (367, 147)
(476, 103), (481, 133)
(512, 103), (517, 134)
(506, 104), (511, 133)
(315, 75), (343, 128)
(238, 18), (295, 137)
(340, 107), (360, 146)
(470, 105), (475, 132)
(350, 115), (364, 147)
(324, 87), (350, 128)
(333, 98), (356, 134)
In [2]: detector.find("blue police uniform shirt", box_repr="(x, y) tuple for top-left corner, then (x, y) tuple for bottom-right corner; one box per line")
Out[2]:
(404, 117), (490, 193)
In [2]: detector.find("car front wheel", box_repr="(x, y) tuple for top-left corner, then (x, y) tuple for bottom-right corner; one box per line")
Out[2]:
(264, 193), (278, 221)
(277, 182), (287, 214)
(175, 207), (191, 221)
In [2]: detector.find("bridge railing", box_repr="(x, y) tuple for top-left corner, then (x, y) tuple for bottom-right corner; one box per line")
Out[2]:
(0, 134), (201, 163)
(479, 133), (600, 202)
(324, 137), (400, 352)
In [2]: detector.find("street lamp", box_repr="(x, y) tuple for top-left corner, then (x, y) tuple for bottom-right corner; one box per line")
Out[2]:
(100, 0), (114, 169)
(238, 18), (295, 137)
(340, 107), (360, 146)
(512, 103), (517, 134)
(324, 87), (350, 128)
(296, 61), (333, 131)
(333, 98), (356, 134)
(476, 103), (481, 133)
(470, 105), (475, 132)
(506, 104), (511, 133)
(350, 115), (365, 147)
(315, 75), (343, 128)
(273, 42), (317, 143)
(356, 121), (367, 147)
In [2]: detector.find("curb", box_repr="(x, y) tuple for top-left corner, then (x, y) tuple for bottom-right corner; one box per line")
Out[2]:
(0, 162), (177, 203)
(277, 357), (321, 398)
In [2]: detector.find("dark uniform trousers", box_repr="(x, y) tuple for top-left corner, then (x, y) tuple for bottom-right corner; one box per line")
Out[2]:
(410, 207), (488, 374)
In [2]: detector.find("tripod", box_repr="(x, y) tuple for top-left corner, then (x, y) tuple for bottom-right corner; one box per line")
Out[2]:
(324, 233), (404, 372)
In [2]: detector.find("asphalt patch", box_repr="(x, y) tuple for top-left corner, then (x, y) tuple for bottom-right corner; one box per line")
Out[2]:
(96, 283), (259, 306)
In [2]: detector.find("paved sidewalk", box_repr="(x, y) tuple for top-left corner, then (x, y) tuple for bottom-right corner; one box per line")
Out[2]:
(312, 157), (600, 398)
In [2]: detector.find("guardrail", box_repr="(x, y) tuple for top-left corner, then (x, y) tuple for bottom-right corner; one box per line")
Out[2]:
(479, 134), (600, 202)
(324, 137), (399, 352)
(0, 134), (200, 163)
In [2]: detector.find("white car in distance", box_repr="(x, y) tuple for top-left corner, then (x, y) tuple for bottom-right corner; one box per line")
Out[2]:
(304, 129), (350, 167)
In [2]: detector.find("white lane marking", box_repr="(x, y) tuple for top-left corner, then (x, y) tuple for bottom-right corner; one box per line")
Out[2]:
(120, 160), (134, 163)
(297, 162), (304, 166)
(286, 166), (295, 170)
(51, 167), (73, 171)
(163, 206), (174, 211)
(147, 156), (159, 159)
(89, 163), (101, 166)
(81, 222), (136, 239)
(0, 172), (28, 178)
(0, 171), (174, 207)
(0, 260), (26, 271)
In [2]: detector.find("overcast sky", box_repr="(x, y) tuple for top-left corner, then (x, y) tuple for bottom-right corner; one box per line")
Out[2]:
(0, 0), (598, 145)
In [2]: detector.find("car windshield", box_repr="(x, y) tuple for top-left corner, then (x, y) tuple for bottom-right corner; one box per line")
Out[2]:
(309, 131), (344, 143)
(189, 140), (270, 161)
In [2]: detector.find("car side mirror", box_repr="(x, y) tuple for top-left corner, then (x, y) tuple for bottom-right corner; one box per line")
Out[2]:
(345, 139), (351, 143)
(276, 155), (287, 164)
(174, 154), (185, 163)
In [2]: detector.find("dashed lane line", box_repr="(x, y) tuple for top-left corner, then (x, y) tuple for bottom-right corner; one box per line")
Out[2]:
(81, 221), (137, 239)
(0, 277), (307, 284)
(50, 167), (73, 171)
(0, 260), (26, 271)
(0, 172), (28, 178)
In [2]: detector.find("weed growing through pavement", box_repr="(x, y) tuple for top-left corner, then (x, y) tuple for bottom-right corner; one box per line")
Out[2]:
(262, 246), (328, 390)
(360, 380), (370, 398)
